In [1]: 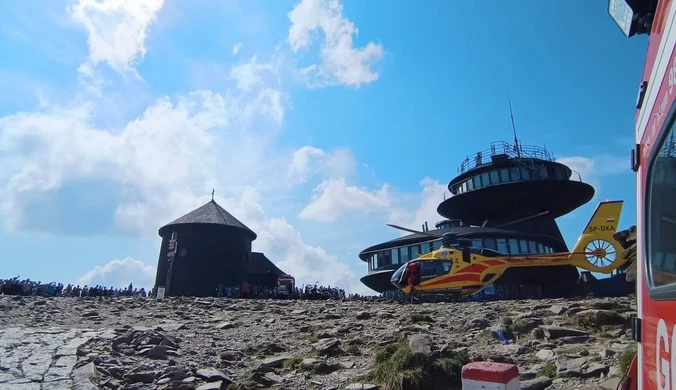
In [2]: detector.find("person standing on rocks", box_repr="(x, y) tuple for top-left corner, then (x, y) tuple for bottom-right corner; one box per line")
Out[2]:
(406, 261), (421, 303)
(241, 282), (249, 298)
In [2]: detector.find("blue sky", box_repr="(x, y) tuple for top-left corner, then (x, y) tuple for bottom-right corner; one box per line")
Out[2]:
(0, 0), (646, 294)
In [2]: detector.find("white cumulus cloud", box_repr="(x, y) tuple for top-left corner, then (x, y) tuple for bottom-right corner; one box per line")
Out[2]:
(556, 154), (628, 198)
(69, 0), (165, 76)
(233, 42), (242, 56)
(388, 178), (448, 235)
(287, 146), (357, 184)
(287, 0), (384, 88)
(76, 257), (155, 290)
(299, 178), (392, 222)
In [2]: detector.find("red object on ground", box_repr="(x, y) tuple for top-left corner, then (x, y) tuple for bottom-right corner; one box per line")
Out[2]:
(461, 362), (519, 383)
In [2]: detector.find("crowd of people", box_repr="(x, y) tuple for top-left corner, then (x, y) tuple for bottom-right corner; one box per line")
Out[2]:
(0, 277), (147, 297)
(0, 277), (378, 301)
(212, 282), (352, 300)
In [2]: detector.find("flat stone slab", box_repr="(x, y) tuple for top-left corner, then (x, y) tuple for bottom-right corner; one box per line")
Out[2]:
(0, 327), (100, 389)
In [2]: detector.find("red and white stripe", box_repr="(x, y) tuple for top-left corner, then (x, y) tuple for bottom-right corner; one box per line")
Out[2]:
(461, 362), (520, 390)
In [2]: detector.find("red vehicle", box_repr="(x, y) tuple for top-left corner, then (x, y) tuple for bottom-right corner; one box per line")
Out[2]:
(609, 0), (676, 388)
(277, 275), (295, 298)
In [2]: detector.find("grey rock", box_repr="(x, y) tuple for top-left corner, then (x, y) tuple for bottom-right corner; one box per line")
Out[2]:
(147, 345), (168, 359)
(535, 349), (556, 362)
(312, 337), (340, 354)
(259, 355), (291, 368)
(541, 326), (589, 339)
(521, 377), (553, 390)
(196, 382), (224, 390)
(72, 362), (101, 386)
(344, 384), (378, 390)
(196, 368), (231, 383)
(408, 334), (434, 356)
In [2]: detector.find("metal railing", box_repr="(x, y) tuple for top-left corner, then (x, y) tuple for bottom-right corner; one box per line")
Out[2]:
(458, 141), (555, 173)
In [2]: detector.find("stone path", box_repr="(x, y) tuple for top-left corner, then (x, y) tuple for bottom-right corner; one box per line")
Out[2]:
(0, 327), (102, 389)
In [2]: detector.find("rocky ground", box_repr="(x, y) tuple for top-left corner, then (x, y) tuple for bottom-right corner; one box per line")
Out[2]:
(0, 295), (637, 390)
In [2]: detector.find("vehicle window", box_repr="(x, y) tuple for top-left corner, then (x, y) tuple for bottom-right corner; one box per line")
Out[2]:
(647, 123), (676, 290)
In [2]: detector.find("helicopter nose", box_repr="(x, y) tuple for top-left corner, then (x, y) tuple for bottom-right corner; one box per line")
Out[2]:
(390, 274), (401, 288)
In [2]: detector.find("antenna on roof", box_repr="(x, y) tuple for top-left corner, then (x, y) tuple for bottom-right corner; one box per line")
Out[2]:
(211, 188), (215, 201)
(508, 95), (520, 158)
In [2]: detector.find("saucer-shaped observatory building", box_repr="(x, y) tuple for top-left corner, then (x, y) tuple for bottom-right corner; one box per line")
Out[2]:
(359, 141), (595, 299)
(154, 199), (285, 296)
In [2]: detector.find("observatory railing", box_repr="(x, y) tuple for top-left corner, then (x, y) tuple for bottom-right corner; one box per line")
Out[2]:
(458, 141), (555, 174)
(442, 168), (584, 200)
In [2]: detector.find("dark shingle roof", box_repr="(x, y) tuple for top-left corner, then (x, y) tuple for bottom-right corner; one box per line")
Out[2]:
(248, 252), (286, 277)
(160, 200), (256, 239)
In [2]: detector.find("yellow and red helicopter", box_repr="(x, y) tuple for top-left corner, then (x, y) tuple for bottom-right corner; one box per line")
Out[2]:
(388, 200), (626, 297)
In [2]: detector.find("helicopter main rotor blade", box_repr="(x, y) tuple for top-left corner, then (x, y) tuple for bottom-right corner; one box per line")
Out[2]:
(386, 224), (442, 238)
(388, 210), (550, 239)
(453, 210), (551, 238)
(497, 210), (550, 228)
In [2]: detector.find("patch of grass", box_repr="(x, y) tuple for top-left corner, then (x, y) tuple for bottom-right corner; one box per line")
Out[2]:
(345, 344), (361, 356)
(368, 338), (469, 390)
(345, 338), (365, 347)
(531, 328), (545, 339)
(308, 335), (319, 343)
(571, 310), (627, 329)
(557, 346), (586, 355)
(475, 329), (493, 343)
(538, 364), (557, 379)
(283, 357), (302, 369)
(619, 349), (637, 377)
(306, 350), (320, 358)
(512, 319), (536, 334)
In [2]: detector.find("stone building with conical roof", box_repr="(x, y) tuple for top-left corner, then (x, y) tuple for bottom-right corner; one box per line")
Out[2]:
(154, 199), (286, 297)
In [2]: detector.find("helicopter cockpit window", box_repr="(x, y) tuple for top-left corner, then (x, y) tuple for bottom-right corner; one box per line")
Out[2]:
(419, 260), (451, 280)
(647, 118), (676, 296)
(442, 262), (452, 273)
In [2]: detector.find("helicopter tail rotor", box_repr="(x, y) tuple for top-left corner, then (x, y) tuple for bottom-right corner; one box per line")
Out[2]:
(568, 201), (625, 273)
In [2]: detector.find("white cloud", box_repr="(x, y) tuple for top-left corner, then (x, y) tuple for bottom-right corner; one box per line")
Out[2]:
(230, 55), (279, 92)
(388, 178), (448, 235)
(76, 257), (155, 290)
(69, 0), (165, 76)
(299, 178), (391, 222)
(0, 86), (284, 235)
(233, 42), (242, 56)
(287, 0), (384, 88)
(556, 154), (628, 197)
(287, 145), (357, 184)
